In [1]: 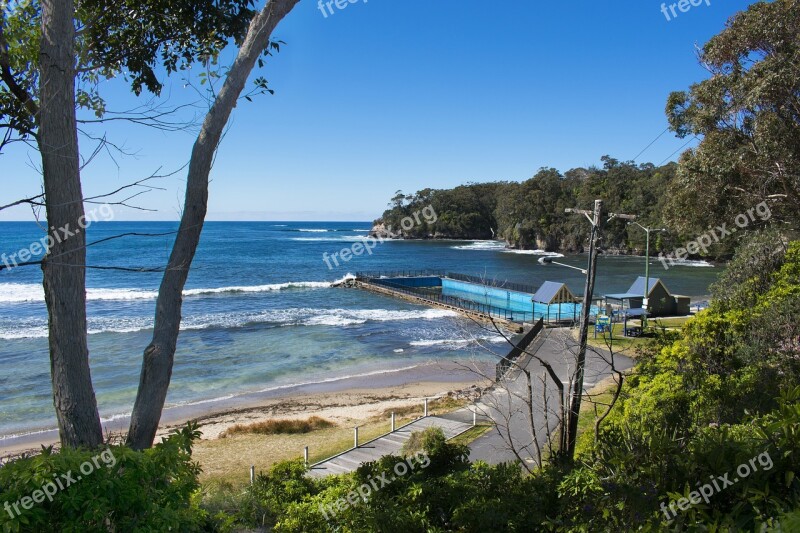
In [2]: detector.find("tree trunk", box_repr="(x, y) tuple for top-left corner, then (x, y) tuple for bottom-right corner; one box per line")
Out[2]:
(126, 0), (300, 450)
(39, 0), (103, 448)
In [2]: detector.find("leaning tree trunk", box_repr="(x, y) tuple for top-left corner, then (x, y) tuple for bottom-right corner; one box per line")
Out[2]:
(126, 0), (301, 450)
(39, 0), (104, 448)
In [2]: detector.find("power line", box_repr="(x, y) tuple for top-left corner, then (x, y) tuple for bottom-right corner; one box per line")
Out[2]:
(658, 136), (699, 166)
(631, 127), (671, 162)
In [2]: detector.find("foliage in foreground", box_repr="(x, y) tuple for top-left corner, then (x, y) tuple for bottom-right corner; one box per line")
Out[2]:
(0, 424), (209, 533)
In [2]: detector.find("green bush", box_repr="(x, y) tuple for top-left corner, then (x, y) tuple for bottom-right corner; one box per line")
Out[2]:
(399, 426), (446, 457)
(219, 416), (334, 438)
(0, 423), (208, 533)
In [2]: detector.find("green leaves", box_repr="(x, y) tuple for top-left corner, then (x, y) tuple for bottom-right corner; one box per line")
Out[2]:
(665, 0), (800, 233)
(1, 0), (264, 149)
(0, 423), (207, 532)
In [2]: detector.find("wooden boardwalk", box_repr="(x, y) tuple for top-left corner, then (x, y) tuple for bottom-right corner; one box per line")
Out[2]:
(307, 416), (473, 477)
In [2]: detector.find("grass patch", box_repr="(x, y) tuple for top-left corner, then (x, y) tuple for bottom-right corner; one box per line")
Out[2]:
(576, 390), (616, 437)
(583, 323), (642, 351)
(448, 424), (493, 447)
(583, 318), (691, 353)
(219, 416), (334, 438)
(574, 378), (623, 456)
(650, 316), (691, 329)
(196, 419), (398, 486)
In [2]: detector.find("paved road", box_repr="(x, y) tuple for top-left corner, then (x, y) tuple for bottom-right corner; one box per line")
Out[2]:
(467, 327), (635, 467)
(308, 416), (473, 477)
(307, 327), (633, 476)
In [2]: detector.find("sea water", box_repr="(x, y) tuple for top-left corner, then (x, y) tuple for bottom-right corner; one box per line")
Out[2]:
(0, 221), (720, 439)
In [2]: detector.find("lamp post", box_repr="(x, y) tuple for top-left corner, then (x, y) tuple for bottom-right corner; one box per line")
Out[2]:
(627, 222), (666, 328)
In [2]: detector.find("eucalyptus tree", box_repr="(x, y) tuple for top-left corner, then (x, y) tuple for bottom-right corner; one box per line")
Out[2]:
(666, 0), (800, 235)
(1, 0), (299, 448)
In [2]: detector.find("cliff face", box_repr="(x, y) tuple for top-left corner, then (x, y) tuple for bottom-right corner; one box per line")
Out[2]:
(368, 223), (402, 240)
(370, 220), (588, 252)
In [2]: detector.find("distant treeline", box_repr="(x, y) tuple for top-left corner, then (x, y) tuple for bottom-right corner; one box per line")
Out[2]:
(375, 156), (695, 256)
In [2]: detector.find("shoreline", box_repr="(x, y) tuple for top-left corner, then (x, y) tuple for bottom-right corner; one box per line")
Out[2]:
(0, 360), (493, 460)
(367, 233), (727, 263)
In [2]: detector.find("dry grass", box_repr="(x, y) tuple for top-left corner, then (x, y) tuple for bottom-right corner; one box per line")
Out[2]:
(194, 393), (475, 487)
(379, 396), (468, 419)
(219, 416), (334, 438)
(195, 416), (411, 486)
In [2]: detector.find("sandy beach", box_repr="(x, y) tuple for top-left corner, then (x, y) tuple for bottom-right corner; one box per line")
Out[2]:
(0, 360), (493, 464)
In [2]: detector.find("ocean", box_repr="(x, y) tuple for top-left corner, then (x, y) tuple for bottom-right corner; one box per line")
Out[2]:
(0, 221), (721, 440)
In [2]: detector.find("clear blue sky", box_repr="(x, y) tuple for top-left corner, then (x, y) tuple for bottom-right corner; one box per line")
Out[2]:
(1, 0), (755, 221)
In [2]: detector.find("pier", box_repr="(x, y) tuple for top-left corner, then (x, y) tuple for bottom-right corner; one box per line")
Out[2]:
(346, 271), (594, 331)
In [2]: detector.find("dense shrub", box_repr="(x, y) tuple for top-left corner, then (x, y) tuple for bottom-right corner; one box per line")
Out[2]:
(0, 424), (208, 533)
(399, 426), (446, 457)
(219, 416), (334, 438)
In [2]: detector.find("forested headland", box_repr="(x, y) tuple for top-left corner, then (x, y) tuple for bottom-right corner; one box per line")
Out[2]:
(374, 158), (682, 255)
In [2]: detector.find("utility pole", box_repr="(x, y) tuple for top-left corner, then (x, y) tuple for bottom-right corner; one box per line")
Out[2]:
(564, 200), (635, 462)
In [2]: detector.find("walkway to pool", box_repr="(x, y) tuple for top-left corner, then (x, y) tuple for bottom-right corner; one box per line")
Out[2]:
(348, 271), (600, 328)
(307, 414), (475, 478)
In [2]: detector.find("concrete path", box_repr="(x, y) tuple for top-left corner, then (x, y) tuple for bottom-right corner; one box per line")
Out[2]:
(467, 327), (635, 466)
(307, 416), (473, 477)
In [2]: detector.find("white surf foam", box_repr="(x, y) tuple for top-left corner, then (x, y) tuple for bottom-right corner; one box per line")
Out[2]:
(0, 307), (459, 339)
(503, 249), (564, 257)
(668, 259), (714, 268)
(0, 281), (331, 304)
(182, 282), (331, 297)
(451, 240), (507, 251)
(290, 235), (375, 242)
(410, 335), (506, 349)
(0, 283), (46, 303)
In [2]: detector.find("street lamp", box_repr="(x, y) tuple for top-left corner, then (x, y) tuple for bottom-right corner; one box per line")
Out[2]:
(537, 256), (588, 275)
(627, 222), (667, 327)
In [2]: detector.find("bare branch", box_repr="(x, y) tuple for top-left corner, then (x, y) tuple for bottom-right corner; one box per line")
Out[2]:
(0, 193), (45, 212)
(76, 99), (202, 133)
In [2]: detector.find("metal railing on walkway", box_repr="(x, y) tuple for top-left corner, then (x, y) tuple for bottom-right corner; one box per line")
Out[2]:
(496, 318), (544, 380)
